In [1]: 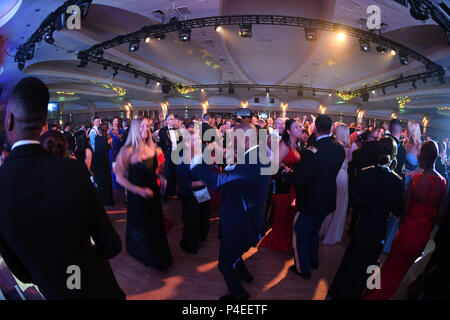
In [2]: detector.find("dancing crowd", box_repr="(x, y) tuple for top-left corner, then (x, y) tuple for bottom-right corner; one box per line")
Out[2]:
(0, 77), (449, 300)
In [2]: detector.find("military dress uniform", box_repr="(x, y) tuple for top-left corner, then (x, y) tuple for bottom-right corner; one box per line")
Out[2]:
(283, 135), (345, 277)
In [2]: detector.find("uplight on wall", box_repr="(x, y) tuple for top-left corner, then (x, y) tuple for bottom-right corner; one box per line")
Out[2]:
(319, 104), (327, 114)
(357, 110), (365, 123)
(201, 101), (209, 115)
(281, 102), (288, 118)
(422, 116), (429, 133)
(160, 102), (168, 118)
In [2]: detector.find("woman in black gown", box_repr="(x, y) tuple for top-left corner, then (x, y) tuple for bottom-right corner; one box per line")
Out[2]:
(92, 123), (114, 206)
(327, 137), (404, 300)
(115, 117), (172, 271)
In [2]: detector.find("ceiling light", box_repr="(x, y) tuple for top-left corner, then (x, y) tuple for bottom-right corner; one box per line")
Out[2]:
(399, 54), (409, 65)
(239, 23), (252, 38)
(337, 32), (346, 41)
(129, 39), (140, 52)
(304, 27), (317, 41)
(179, 27), (191, 42)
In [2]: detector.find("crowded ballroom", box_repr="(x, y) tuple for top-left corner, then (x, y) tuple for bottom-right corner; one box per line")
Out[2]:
(0, 0), (449, 304)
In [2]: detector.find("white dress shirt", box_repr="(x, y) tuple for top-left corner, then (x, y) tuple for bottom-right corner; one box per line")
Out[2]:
(11, 140), (40, 151)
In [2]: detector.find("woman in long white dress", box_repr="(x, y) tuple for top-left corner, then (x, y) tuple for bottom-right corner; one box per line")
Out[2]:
(320, 123), (351, 245)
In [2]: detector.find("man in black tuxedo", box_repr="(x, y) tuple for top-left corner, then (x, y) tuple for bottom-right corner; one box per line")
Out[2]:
(0, 77), (124, 300)
(158, 113), (178, 200)
(191, 122), (271, 300)
(282, 114), (345, 279)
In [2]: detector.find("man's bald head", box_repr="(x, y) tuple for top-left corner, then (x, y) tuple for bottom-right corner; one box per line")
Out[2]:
(7, 77), (49, 132)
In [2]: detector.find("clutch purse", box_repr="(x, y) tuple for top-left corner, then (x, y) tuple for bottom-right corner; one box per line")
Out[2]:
(193, 186), (210, 203)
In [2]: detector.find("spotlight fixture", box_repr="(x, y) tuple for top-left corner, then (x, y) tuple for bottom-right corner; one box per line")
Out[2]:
(179, 27), (191, 42)
(152, 33), (166, 40)
(134, 73), (138, 78)
(337, 32), (346, 41)
(372, 90), (376, 94)
(25, 46), (34, 60)
(394, 83), (398, 88)
(312, 90), (316, 96)
(162, 84), (171, 94)
(102, 63), (108, 70)
(412, 81), (417, 89)
(44, 32), (55, 44)
(266, 88), (270, 94)
(239, 23), (252, 38)
(438, 74), (446, 85)
(18, 60), (25, 71)
(359, 38), (371, 52)
(218, 87), (222, 93)
(145, 78), (149, 85)
(270, 97), (274, 104)
(129, 39), (140, 52)
(254, 97), (259, 103)
(77, 59), (88, 68)
(390, 50), (396, 56)
(215, 24), (222, 32)
(304, 27), (317, 41)
(228, 87), (235, 94)
(112, 68), (118, 77)
(376, 46), (387, 54)
(361, 91), (369, 102)
(382, 87), (386, 95)
(422, 77), (427, 83)
(328, 93), (332, 97)
(399, 54), (409, 65)
(145, 37), (151, 43)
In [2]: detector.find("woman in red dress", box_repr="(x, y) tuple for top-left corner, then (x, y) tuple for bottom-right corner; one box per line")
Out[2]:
(363, 141), (447, 300)
(260, 119), (301, 252)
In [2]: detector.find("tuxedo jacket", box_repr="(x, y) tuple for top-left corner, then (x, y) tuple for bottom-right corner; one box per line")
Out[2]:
(284, 136), (345, 216)
(0, 144), (125, 300)
(191, 147), (271, 249)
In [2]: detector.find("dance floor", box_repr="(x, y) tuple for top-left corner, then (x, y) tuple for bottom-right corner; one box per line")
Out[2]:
(0, 191), (433, 300)
(107, 191), (433, 300)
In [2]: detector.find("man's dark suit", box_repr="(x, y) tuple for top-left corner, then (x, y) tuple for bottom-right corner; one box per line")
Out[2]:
(284, 136), (345, 274)
(0, 144), (125, 300)
(158, 126), (178, 197)
(191, 146), (271, 297)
